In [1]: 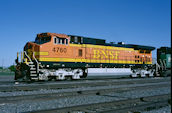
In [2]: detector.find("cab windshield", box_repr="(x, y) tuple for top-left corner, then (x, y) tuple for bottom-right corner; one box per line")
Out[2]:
(35, 37), (51, 44)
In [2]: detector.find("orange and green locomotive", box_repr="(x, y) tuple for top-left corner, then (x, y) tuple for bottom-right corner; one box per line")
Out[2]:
(15, 32), (155, 81)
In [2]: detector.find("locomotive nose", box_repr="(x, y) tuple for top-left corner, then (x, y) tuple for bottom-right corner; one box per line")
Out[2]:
(24, 42), (40, 58)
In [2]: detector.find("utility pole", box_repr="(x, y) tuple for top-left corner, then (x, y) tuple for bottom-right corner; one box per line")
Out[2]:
(2, 58), (4, 72)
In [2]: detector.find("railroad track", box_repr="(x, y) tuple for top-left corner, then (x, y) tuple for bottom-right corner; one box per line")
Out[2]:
(0, 76), (145, 85)
(0, 81), (170, 104)
(0, 77), (170, 113)
(0, 77), (170, 92)
(29, 94), (171, 113)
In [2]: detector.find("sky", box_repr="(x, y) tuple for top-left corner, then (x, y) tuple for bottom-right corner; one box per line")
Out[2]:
(0, 0), (171, 67)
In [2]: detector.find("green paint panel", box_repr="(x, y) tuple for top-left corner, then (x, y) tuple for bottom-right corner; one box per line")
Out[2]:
(160, 54), (171, 68)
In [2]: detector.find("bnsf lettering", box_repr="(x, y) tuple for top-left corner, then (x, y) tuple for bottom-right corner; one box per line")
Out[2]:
(52, 47), (67, 53)
(93, 50), (119, 59)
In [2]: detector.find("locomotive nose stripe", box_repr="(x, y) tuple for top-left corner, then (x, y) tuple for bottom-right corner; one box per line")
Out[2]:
(35, 52), (49, 56)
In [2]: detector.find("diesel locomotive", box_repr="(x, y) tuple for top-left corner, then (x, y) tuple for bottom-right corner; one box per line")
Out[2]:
(156, 47), (171, 76)
(15, 32), (164, 81)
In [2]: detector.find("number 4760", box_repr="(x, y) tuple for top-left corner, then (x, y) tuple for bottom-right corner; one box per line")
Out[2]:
(52, 47), (67, 53)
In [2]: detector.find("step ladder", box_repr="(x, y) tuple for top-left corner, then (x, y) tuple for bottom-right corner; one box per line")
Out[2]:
(28, 62), (39, 80)
(24, 51), (39, 81)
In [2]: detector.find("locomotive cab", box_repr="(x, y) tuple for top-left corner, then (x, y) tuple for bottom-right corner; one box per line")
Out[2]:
(15, 33), (73, 81)
(23, 33), (70, 62)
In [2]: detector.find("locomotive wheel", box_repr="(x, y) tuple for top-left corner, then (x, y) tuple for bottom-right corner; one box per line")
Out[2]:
(80, 69), (87, 78)
(15, 69), (22, 80)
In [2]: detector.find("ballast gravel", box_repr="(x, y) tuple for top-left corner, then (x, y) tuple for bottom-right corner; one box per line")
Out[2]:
(143, 106), (171, 113)
(0, 86), (170, 113)
(0, 81), (169, 97)
(0, 76), (171, 113)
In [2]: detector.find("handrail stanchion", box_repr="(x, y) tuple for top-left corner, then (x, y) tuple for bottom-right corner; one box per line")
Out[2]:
(33, 52), (39, 73)
(21, 52), (23, 62)
(24, 51), (32, 62)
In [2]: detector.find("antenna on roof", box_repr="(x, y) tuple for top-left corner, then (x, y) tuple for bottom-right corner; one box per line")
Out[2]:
(118, 42), (125, 45)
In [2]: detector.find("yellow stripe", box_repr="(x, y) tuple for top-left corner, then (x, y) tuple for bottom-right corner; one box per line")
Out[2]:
(35, 52), (49, 56)
(70, 44), (134, 51)
(39, 57), (152, 64)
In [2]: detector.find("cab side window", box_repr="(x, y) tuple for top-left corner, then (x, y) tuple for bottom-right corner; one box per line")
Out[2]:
(54, 37), (68, 45)
(66, 39), (68, 45)
(61, 38), (65, 44)
(54, 37), (57, 44)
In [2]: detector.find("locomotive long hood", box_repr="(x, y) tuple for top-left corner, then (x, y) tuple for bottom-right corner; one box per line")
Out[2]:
(126, 44), (155, 51)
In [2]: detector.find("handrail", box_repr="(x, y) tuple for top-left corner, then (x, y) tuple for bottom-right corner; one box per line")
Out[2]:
(159, 59), (164, 70)
(33, 52), (39, 72)
(24, 51), (32, 62)
(155, 61), (160, 69)
(162, 59), (166, 70)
